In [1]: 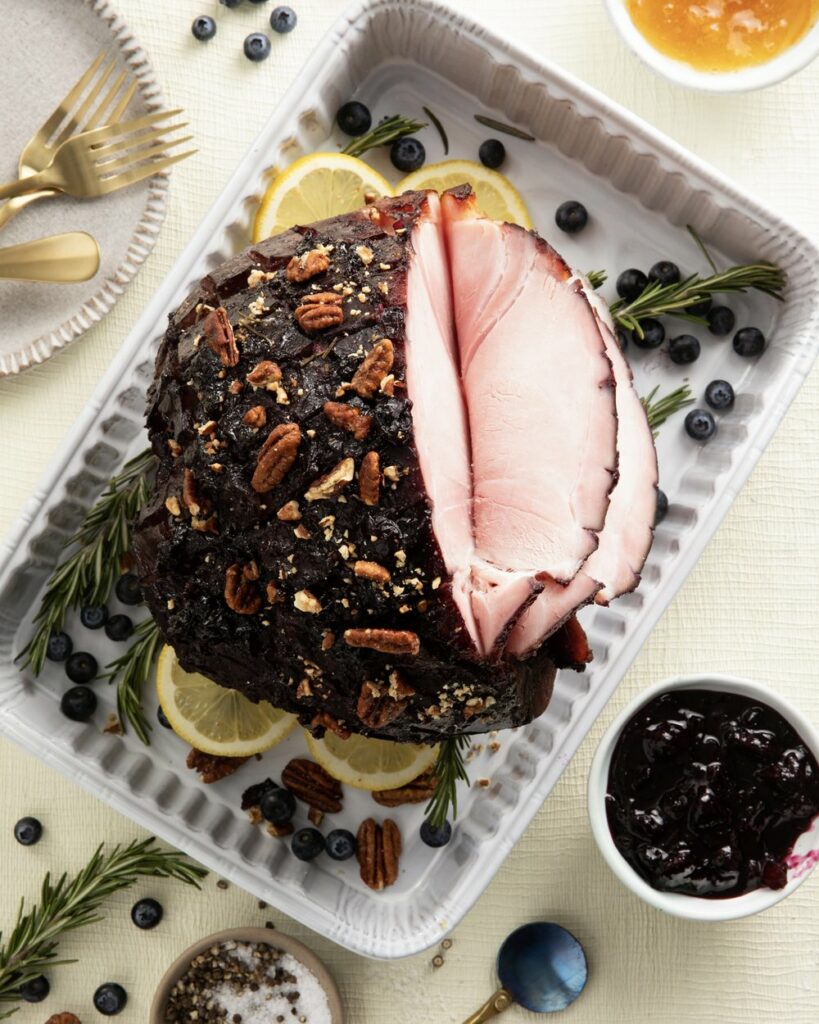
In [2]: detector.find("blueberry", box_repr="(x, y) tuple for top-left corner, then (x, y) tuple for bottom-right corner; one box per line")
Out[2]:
(260, 787), (296, 826)
(554, 200), (588, 234)
(61, 685), (97, 722)
(654, 488), (668, 526)
(420, 819), (452, 847)
(705, 379), (735, 411)
(616, 268), (648, 302)
(335, 101), (372, 137)
(244, 33), (272, 61)
(131, 897), (163, 930)
(115, 573), (142, 606)
(220, 0), (243, 7)
(326, 829), (357, 861)
(80, 605), (108, 630)
(191, 16), (217, 41)
(707, 305), (735, 336)
(668, 333), (701, 365)
(14, 816), (43, 846)
(632, 317), (665, 349)
(615, 327), (630, 351)
(687, 296), (713, 318)
(105, 614), (134, 642)
(648, 260), (681, 286)
(733, 326), (765, 357)
(390, 137), (425, 173)
(478, 139), (506, 169)
(270, 6), (297, 33)
(291, 827), (325, 861)
(46, 631), (73, 662)
(94, 983), (128, 1016)
(65, 651), (98, 685)
(157, 705), (172, 729)
(684, 408), (717, 441)
(19, 975), (49, 1003)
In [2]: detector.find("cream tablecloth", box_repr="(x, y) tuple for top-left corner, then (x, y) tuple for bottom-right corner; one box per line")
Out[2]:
(2, 1), (818, 1021)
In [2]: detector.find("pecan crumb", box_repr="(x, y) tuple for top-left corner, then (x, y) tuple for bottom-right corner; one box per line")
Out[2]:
(294, 589), (322, 614)
(354, 560), (390, 584)
(277, 500), (301, 521)
(187, 748), (249, 784)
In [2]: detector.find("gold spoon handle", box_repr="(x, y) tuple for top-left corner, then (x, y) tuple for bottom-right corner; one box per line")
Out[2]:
(0, 231), (99, 283)
(0, 190), (57, 232)
(462, 988), (515, 1023)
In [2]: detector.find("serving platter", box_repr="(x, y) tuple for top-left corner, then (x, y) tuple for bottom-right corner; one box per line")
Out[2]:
(1, 0), (819, 959)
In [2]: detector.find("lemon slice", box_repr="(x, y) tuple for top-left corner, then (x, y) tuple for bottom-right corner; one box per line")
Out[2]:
(252, 152), (394, 242)
(305, 729), (439, 791)
(156, 645), (297, 757)
(396, 159), (533, 228)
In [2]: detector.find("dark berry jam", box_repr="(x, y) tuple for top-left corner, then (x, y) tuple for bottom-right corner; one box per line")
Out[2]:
(606, 689), (819, 898)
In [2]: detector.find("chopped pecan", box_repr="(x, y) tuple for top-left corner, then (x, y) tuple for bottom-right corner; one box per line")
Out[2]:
(103, 712), (123, 735)
(344, 628), (420, 656)
(277, 500), (301, 521)
(191, 515), (219, 534)
(247, 360), (283, 390)
(351, 339), (394, 398)
(182, 469), (201, 515)
(308, 806), (324, 827)
(359, 451), (381, 506)
(357, 818), (401, 891)
(187, 748), (249, 784)
(357, 673), (416, 728)
(266, 821), (294, 838)
(354, 560), (390, 584)
(295, 292), (344, 332)
(46, 1015), (82, 1024)
(243, 405), (267, 428)
(224, 563), (262, 615)
(294, 589), (322, 614)
(202, 306), (239, 368)
(282, 758), (342, 813)
(251, 422), (301, 493)
(265, 581), (278, 603)
(373, 768), (437, 807)
(323, 401), (372, 440)
(304, 457), (355, 502)
(286, 248), (331, 282)
(310, 710), (351, 739)
(165, 495), (181, 517)
(321, 630), (336, 650)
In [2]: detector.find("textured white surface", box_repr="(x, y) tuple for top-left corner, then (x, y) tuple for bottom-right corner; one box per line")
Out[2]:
(1, 1), (818, 1022)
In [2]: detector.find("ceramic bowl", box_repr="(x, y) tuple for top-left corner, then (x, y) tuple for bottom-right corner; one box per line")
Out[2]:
(149, 926), (344, 1023)
(603, 0), (819, 92)
(588, 674), (819, 921)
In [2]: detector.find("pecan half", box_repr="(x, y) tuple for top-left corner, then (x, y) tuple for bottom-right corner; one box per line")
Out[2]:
(357, 818), (401, 891)
(359, 451), (381, 506)
(357, 672), (416, 728)
(187, 748), (249, 784)
(243, 405), (267, 428)
(225, 563), (262, 615)
(182, 469), (201, 515)
(373, 768), (437, 807)
(304, 457), (354, 502)
(202, 306), (239, 367)
(295, 292), (343, 332)
(354, 560), (390, 584)
(247, 360), (282, 390)
(310, 710), (351, 739)
(282, 758), (342, 813)
(323, 401), (372, 441)
(351, 339), (394, 398)
(251, 422), (301, 493)
(286, 248), (331, 282)
(344, 628), (420, 656)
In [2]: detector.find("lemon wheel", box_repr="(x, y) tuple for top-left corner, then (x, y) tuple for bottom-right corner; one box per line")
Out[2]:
(396, 159), (533, 228)
(305, 729), (439, 791)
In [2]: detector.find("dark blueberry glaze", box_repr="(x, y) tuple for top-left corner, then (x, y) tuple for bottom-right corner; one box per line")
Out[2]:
(606, 688), (819, 898)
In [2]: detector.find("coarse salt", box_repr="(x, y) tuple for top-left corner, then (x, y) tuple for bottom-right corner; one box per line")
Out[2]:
(212, 949), (332, 1024)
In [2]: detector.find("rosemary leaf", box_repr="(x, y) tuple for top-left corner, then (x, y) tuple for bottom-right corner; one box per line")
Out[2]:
(474, 114), (535, 141)
(425, 735), (471, 828)
(422, 106), (449, 154)
(102, 618), (162, 744)
(641, 384), (695, 437)
(586, 269), (608, 290)
(341, 115), (427, 159)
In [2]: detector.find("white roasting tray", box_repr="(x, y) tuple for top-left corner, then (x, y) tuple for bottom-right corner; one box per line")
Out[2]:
(2, 0), (819, 959)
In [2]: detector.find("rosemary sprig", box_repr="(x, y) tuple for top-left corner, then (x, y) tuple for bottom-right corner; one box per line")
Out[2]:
(641, 383), (695, 437)
(474, 114), (535, 141)
(101, 618), (162, 744)
(18, 449), (157, 677)
(586, 269), (608, 289)
(422, 106), (449, 154)
(341, 115), (427, 159)
(0, 838), (206, 1019)
(425, 735), (471, 828)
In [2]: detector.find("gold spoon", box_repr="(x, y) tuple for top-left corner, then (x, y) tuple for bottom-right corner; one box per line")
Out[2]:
(0, 231), (100, 283)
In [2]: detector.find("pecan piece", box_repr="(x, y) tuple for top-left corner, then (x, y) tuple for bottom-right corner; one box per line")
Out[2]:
(282, 758), (342, 813)
(202, 306), (239, 367)
(304, 457), (354, 502)
(243, 405), (267, 428)
(357, 673), (416, 728)
(294, 292), (343, 332)
(354, 560), (390, 584)
(359, 451), (381, 506)
(357, 818), (401, 891)
(266, 821), (294, 838)
(187, 748), (249, 784)
(344, 628), (420, 656)
(46, 1015), (82, 1024)
(373, 768), (437, 807)
(247, 360), (282, 390)
(181, 469), (201, 515)
(323, 401), (372, 441)
(277, 500), (301, 521)
(310, 710), (351, 739)
(251, 422), (301, 493)
(286, 248), (331, 282)
(224, 563), (262, 615)
(351, 339), (394, 398)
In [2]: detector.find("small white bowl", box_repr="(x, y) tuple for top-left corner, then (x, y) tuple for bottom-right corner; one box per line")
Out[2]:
(588, 674), (819, 921)
(603, 0), (819, 92)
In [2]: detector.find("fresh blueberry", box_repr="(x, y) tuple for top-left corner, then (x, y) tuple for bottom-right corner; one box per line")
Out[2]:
(654, 488), (669, 526)
(19, 975), (49, 1003)
(191, 16), (217, 41)
(390, 137), (426, 173)
(65, 651), (98, 685)
(335, 101), (372, 137)
(260, 787), (296, 826)
(554, 200), (588, 234)
(707, 305), (735, 336)
(687, 296), (713, 318)
(668, 333), (701, 365)
(157, 705), (172, 729)
(478, 138), (506, 169)
(131, 897), (163, 930)
(733, 326), (765, 357)
(94, 983), (128, 1016)
(632, 317), (665, 349)
(115, 573), (142, 606)
(270, 6), (297, 33)
(326, 829), (357, 861)
(244, 33), (272, 61)
(14, 816), (43, 846)
(705, 379), (735, 411)
(291, 827), (325, 862)
(616, 268), (648, 302)
(684, 408), (717, 441)
(420, 819), (452, 847)
(80, 604), (108, 630)
(648, 260), (681, 286)
(615, 327), (630, 351)
(220, 0), (243, 7)
(61, 685), (97, 722)
(46, 631), (73, 662)
(105, 614), (134, 642)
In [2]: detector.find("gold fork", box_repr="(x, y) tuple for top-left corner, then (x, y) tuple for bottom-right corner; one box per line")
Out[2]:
(0, 110), (195, 202)
(0, 51), (139, 230)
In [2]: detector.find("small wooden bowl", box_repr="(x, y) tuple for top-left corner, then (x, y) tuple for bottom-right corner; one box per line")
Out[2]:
(149, 926), (344, 1023)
